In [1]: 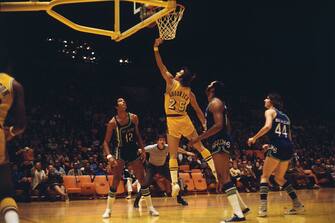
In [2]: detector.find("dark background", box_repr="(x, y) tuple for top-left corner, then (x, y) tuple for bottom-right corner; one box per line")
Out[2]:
(1, 0), (334, 118)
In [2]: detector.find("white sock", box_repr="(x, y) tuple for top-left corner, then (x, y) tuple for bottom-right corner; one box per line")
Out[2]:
(207, 159), (218, 181)
(106, 196), (115, 210)
(137, 184), (141, 193)
(170, 171), (178, 184)
(126, 178), (133, 192)
(4, 210), (19, 223)
(236, 191), (248, 210)
(144, 195), (154, 209)
(227, 194), (244, 218)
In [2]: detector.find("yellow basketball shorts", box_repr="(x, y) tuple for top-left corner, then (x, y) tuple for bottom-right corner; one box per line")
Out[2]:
(166, 115), (195, 138)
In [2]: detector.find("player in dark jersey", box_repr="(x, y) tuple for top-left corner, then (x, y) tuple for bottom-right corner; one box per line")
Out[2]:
(133, 134), (193, 208)
(189, 81), (248, 222)
(0, 71), (26, 223)
(247, 93), (304, 217)
(102, 98), (159, 218)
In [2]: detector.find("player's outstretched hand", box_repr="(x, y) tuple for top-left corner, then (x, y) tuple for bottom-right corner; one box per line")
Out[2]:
(108, 156), (118, 168)
(4, 126), (14, 141)
(139, 149), (146, 162)
(247, 137), (256, 146)
(186, 152), (196, 157)
(262, 144), (269, 151)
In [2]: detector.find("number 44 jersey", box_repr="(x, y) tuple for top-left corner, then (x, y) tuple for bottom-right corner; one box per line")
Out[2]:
(266, 108), (294, 161)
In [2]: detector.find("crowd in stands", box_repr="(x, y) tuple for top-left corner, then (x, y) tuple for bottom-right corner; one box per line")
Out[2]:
(7, 84), (335, 202)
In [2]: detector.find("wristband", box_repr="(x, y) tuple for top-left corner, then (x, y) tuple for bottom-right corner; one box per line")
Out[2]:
(9, 126), (15, 137)
(106, 154), (113, 160)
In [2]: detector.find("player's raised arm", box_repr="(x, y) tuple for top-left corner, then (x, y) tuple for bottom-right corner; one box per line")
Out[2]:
(189, 91), (206, 130)
(177, 147), (195, 157)
(153, 38), (174, 86)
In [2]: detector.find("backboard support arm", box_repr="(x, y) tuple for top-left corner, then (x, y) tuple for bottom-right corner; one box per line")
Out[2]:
(0, 0), (176, 41)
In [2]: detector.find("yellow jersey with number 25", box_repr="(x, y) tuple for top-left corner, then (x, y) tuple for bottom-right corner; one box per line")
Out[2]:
(164, 80), (190, 116)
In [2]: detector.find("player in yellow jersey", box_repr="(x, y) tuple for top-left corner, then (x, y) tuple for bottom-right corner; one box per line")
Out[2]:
(0, 70), (26, 223)
(153, 38), (218, 197)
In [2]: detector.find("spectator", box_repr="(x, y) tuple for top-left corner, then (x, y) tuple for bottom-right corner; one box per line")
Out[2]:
(311, 159), (334, 187)
(240, 161), (257, 192)
(67, 162), (83, 176)
(295, 161), (320, 189)
(16, 147), (34, 166)
(54, 160), (66, 176)
(46, 165), (69, 201)
(95, 163), (107, 176)
(230, 161), (242, 189)
(31, 162), (48, 199)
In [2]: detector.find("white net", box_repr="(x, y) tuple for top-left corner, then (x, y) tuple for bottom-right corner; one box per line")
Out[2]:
(156, 5), (185, 40)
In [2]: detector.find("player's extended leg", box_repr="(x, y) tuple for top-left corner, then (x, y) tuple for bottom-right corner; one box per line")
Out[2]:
(167, 134), (181, 197)
(186, 131), (218, 181)
(258, 156), (280, 217)
(212, 153), (246, 222)
(274, 161), (304, 215)
(102, 160), (124, 219)
(133, 163), (156, 209)
(0, 164), (19, 223)
(130, 160), (159, 216)
(160, 164), (188, 206)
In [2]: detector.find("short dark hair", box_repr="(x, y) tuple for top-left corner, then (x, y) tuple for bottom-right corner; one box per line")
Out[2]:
(156, 134), (166, 141)
(179, 66), (196, 87)
(268, 92), (283, 110)
(114, 97), (125, 108)
(208, 81), (225, 101)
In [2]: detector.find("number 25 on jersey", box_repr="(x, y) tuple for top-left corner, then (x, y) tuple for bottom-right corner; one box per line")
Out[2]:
(168, 98), (186, 112)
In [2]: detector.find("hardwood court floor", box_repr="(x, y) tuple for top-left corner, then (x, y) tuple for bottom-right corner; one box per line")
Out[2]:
(18, 188), (335, 223)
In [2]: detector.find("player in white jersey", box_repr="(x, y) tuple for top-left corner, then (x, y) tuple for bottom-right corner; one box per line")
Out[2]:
(133, 135), (194, 208)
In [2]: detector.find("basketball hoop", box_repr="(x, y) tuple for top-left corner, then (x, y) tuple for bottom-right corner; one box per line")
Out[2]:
(155, 4), (185, 40)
